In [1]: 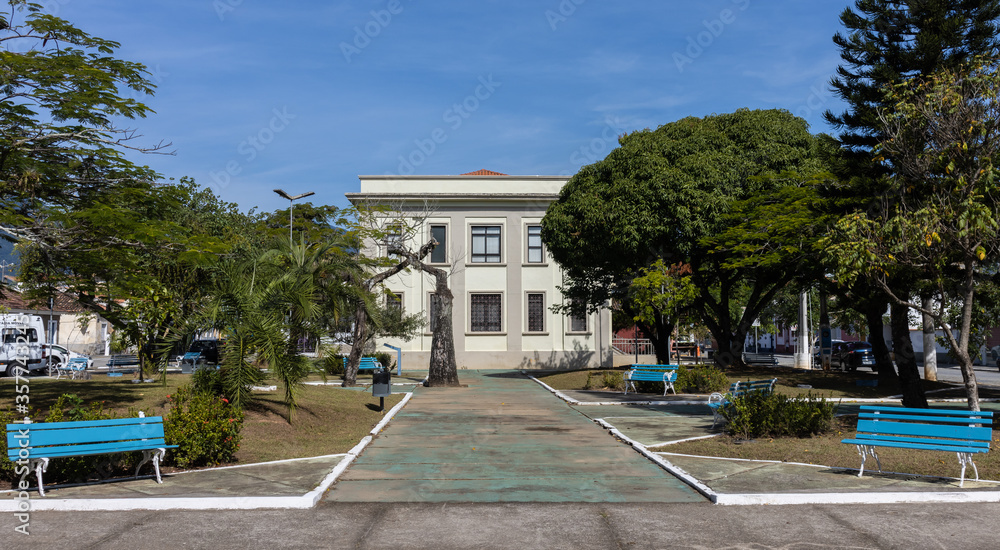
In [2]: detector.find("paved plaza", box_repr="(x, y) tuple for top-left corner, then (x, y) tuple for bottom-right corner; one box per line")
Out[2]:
(4, 369), (1000, 547)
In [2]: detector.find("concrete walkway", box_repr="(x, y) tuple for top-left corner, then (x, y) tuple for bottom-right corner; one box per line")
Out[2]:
(326, 371), (704, 503)
(7, 370), (1000, 511)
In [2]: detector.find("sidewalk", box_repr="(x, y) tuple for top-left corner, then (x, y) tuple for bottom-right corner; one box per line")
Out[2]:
(4, 370), (1000, 510)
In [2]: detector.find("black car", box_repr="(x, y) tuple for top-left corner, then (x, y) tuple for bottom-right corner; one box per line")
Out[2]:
(188, 339), (221, 364)
(832, 341), (876, 371)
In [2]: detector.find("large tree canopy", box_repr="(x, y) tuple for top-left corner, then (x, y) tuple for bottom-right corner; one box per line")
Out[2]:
(821, 0), (1000, 406)
(0, 0), (173, 247)
(542, 109), (828, 366)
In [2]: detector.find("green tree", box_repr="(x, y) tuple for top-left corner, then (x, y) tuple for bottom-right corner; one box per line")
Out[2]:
(542, 109), (827, 367)
(0, 0), (173, 247)
(826, 59), (1000, 411)
(823, 0), (1000, 406)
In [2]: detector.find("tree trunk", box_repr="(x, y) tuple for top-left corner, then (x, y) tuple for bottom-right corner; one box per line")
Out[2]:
(343, 240), (434, 386)
(921, 294), (937, 382)
(426, 268), (459, 387)
(637, 317), (674, 365)
(865, 298), (897, 389)
(712, 331), (745, 369)
(343, 301), (368, 387)
(890, 301), (927, 408)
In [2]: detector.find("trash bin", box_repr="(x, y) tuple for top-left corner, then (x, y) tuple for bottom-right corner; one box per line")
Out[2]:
(372, 367), (391, 411)
(372, 367), (391, 397)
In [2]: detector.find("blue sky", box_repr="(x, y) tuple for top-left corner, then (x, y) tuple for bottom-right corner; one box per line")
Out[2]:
(47, 0), (853, 214)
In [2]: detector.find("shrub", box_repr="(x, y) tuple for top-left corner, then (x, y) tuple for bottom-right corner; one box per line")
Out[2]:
(721, 391), (835, 440)
(374, 351), (395, 370)
(582, 370), (625, 391)
(676, 365), (729, 394)
(192, 367), (224, 395)
(162, 385), (243, 469)
(601, 371), (624, 391)
(321, 354), (345, 376)
(0, 408), (16, 483)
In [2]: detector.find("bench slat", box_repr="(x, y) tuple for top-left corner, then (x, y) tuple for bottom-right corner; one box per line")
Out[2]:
(12, 416), (165, 431)
(843, 437), (989, 454)
(849, 433), (991, 450)
(856, 419), (992, 442)
(860, 405), (994, 418)
(859, 412), (992, 425)
(12, 425), (167, 448)
(9, 440), (177, 460)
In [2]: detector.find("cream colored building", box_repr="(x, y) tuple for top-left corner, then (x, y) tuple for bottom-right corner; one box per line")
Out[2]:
(346, 170), (612, 370)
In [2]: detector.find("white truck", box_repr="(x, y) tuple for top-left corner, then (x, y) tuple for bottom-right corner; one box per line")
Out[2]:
(1, 313), (45, 376)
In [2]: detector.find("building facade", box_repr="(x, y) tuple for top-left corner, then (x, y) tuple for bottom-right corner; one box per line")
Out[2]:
(346, 171), (612, 370)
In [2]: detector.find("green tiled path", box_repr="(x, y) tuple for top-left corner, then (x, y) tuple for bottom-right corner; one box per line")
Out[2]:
(326, 371), (705, 503)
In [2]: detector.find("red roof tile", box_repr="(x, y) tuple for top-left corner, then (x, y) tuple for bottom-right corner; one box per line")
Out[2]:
(460, 169), (509, 176)
(0, 286), (89, 313)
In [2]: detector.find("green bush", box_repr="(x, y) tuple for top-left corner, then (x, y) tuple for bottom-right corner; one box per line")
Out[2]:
(321, 354), (345, 376)
(0, 407), (17, 483)
(602, 371), (624, 391)
(676, 365), (729, 393)
(721, 391), (835, 440)
(374, 351), (395, 370)
(192, 367), (224, 395)
(162, 385), (243, 469)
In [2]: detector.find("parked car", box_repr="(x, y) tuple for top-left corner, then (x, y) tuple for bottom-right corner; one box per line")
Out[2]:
(41, 343), (94, 372)
(832, 341), (877, 371)
(1, 314), (45, 376)
(812, 339), (845, 365)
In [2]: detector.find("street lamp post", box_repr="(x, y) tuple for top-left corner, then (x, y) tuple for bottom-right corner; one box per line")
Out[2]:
(273, 189), (315, 243)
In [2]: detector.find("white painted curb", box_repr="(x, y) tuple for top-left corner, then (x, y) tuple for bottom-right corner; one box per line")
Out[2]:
(595, 416), (1000, 506)
(0, 392), (414, 511)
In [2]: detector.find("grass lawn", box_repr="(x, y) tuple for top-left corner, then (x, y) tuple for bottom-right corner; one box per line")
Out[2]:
(659, 414), (1000, 481)
(0, 373), (404, 467)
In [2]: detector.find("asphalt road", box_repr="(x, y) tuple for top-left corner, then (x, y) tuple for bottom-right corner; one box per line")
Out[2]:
(4, 502), (1000, 549)
(772, 353), (1000, 388)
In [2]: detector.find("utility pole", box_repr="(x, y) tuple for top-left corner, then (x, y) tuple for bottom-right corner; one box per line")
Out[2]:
(794, 290), (810, 369)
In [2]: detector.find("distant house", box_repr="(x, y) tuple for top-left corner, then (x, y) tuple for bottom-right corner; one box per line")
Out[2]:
(0, 282), (110, 355)
(345, 170), (612, 370)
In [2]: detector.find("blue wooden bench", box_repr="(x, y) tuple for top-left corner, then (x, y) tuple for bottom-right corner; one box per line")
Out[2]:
(624, 364), (679, 396)
(106, 354), (140, 377)
(707, 378), (778, 428)
(342, 357), (384, 372)
(55, 357), (90, 380)
(6, 413), (178, 496)
(842, 405), (993, 487)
